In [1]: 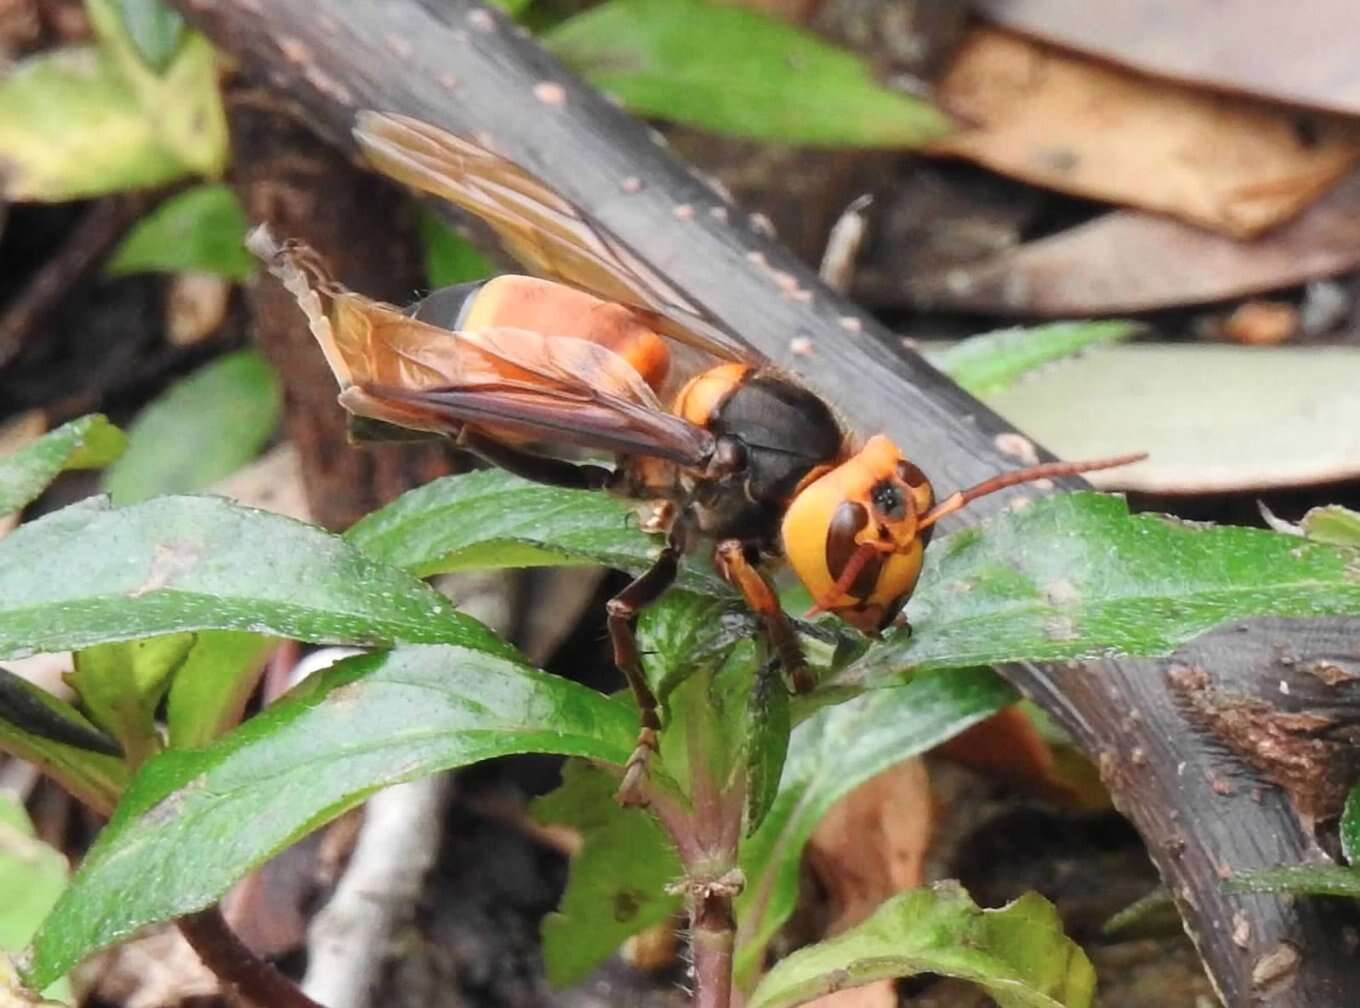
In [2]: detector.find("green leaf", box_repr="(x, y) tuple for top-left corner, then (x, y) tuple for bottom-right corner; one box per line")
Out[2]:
(1302, 505), (1360, 548)
(545, 0), (951, 147)
(0, 415), (126, 516)
(1342, 782), (1360, 867)
(0, 796), (70, 1003)
(107, 184), (253, 280)
(69, 634), (195, 767)
(0, 0), (225, 201)
(1226, 864), (1360, 899)
(488, 0), (534, 15)
(0, 669), (129, 815)
(85, 0), (226, 182)
(103, 351), (281, 504)
(165, 631), (273, 748)
(744, 662), (790, 835)
(736, 667), (1016, 988)
(1100, 887), (1180, 939)
(417, 209), (496, 288)
(0, 46), (182, 200)
(748, 883), (1094, 1008)
(532, 761), (682, 987)
(347, 469), (725, 594)
(0, 495), (501, 659)
(24, 644), (636, 988)
(111, 0), (186, 73)
(927, 321), (1139, 396)
(845, 493), (1360, 689)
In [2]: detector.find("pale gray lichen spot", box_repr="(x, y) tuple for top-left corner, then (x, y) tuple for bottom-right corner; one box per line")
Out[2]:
(1252, 942), (1300, 993)
(467, 8), (496, 31)
(994, 431), (1040, 466)
(533, 81), (567, 106)
(384, 34), (415, 59)
(838, 316), (862, 332)
(709, 205), (728, 222)
(749, 212), (776, 237)
(620, 176), (643, 193)
(672, 204), (694, 221)
(304, 66), (354, 105)
(745, 251), (767, 267)
(278, 37), (311, 66)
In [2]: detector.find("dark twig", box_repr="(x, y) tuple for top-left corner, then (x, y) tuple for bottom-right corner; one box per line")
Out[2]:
(169, 1), (1360, 1003)
(177, 904), (323, 1008)
(0, 192), (152, 370)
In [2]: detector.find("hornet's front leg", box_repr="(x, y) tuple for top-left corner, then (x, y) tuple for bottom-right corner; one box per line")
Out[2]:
(714, 540), (814, 694)
(608, 526), (687, 805)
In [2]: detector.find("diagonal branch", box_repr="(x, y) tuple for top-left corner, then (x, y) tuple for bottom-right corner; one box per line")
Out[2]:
(170, 1), (1360, 1002)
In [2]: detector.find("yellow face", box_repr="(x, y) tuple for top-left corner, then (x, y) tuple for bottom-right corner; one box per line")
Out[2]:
(780, 435), (935, 633)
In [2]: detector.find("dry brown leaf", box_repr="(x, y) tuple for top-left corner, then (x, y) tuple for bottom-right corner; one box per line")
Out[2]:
(85, 927), (218, 1008)
(804, 759), (932, 1007)
(807, 757), (932, 936)
(166, 271), (232, 347)
(926, 27), (1360, 237)
(977, 0), (1360, 117)
(980, 343), (1360, 494)
(806, 981), (898, 1008)
(0, 411), (45, 537)
(906, 170), (1360, 315)
(936, 705), (1108, 811)
(718, 0), (824, 20)
(212, 443), (312, 522)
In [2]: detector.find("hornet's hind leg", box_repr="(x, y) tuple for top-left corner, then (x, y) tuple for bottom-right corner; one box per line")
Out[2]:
(608, 528), (686, 805)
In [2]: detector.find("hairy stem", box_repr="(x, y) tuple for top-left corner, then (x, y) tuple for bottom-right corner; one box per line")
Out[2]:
(682, 677), (745, 1008)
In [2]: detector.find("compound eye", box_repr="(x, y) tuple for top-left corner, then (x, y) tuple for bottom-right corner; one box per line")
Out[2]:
(895, 459), (928, 488)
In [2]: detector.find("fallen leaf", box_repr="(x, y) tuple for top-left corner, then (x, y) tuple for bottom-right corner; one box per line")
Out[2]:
(972, 343), (1360, 494)
(806, 981), (897, 1007)
(1222, 300), (1298, 346)
(936, 704), (1107, 810)
(212, 444), (311, 522)
(0, 413), (45, 537)
(976, 0), (1360, 117)
(906, 170), (1360, 315)
(926, 27), (1360, 237)
(806, 758), (932, 936)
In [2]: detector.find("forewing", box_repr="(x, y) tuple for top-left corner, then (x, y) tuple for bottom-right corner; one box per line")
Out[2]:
(251, 225), (715, 466)
(353, 111), (767, 366)
(376, 325), (717, 465)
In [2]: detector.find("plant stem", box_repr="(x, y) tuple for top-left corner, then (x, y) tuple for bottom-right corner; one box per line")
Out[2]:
(691, 882), (738, 1008)
(177, 904), (324, 1008)
(681, 681), (745, 1008)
